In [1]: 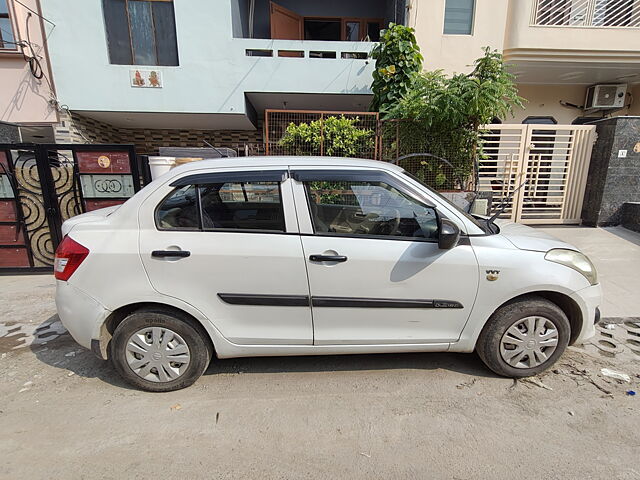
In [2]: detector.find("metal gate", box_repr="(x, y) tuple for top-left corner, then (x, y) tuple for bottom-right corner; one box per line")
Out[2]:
(477, 124), (596, 224)
(0, 144), (140, 273)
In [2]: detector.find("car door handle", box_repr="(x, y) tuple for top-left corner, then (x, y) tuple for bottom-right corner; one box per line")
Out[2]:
(152, 250), (191, 258)
(309, 254), (347, 262)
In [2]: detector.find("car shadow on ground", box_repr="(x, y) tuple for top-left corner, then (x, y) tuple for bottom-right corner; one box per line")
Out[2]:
(30, 317), (499, 391)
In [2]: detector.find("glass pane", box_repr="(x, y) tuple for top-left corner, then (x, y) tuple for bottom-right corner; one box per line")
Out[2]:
(0, 17), (16, 48)
(367, 22), (381, 41)
(156, 185), (200, 230)
(201, 182), (284, 231)
(304, 20), (341, 41)
(102, 0), (132, 64)
(128, 0), (157, 65)
(152, 1), (179, 66)
(443, 0), (475, 34)
(345, 21), (359, 41)
(0, 0), (8, 14)
(306, 181), (438, 239)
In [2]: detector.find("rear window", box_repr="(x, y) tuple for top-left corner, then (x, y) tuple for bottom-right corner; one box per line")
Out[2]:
(156, 181), (285, 232)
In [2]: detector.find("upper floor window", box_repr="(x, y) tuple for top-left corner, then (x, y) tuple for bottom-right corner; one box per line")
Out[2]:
(102, 0), (179, 66)
(443, 0), (476, 35)
(0, 0), (17, 50)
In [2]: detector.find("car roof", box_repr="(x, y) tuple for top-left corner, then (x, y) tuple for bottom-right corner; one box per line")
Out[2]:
(167, 156), (404, 174)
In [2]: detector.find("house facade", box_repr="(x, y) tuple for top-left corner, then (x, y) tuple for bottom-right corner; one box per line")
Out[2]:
(36, 0), (407, 153)
(0, 0), (57, 142)
(410, 0), (640, 124)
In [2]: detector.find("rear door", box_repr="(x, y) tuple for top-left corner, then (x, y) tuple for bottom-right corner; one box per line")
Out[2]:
(291, 168), (479, 345)
(139, 168), (313, 345)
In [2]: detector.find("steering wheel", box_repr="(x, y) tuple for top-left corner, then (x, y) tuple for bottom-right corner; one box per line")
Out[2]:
(370, 209), (401, 236)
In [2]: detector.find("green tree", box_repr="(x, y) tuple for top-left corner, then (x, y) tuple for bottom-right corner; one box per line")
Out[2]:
(369, 23), (423, 113)
(386, 47), (525, 189)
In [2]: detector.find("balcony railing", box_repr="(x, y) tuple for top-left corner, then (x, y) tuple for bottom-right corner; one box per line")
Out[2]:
(531, 0), (640, 27)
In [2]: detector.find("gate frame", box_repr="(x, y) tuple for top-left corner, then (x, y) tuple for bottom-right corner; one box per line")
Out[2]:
(479, 124), (596, 225)
(0, 143), (140, 274)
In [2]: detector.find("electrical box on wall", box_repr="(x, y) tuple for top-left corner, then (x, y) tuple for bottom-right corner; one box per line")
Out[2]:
(584, 84), (627, 112)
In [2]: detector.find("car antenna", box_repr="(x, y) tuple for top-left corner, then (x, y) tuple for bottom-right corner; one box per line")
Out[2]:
(488, 180), (528, 223)
(203, 140), (228, 158)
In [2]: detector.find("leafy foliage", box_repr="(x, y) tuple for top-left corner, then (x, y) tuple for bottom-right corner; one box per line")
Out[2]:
(369, 23), (423, 113)
(278, 115), (374, 157)
(385, 47), (525, 189)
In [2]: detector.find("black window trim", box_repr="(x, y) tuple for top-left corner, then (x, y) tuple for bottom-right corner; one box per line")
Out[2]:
(170, 170), (288, 187)
(296, 169), (441, 243)
(155, 174), (288, 233)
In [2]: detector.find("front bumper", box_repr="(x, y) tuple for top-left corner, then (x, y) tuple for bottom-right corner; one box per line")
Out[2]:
(569, 282), (603, 345)
(55, 281), (111, 350)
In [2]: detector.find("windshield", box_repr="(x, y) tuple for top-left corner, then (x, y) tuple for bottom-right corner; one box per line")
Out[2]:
(401, 171), (494, 234)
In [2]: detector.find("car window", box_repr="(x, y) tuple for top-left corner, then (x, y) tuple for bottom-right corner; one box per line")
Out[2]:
(200, 181), (284, 231)
(156, 185), (200, 230)
(305, 180), (438, 240)
(156, 181), (285, 232)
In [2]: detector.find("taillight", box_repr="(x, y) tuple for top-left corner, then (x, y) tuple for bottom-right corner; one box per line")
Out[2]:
(54, 236), (90, 281)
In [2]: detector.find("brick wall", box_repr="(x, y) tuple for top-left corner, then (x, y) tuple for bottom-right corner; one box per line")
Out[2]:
(54, 111), (264, 155)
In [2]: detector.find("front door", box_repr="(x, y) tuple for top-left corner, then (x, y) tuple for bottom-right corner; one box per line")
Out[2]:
(139, 169), (313, 345)
(292, 169), (479, 345)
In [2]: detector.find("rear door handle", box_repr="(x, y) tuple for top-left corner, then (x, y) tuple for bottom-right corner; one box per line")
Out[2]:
(309, 254), (347, 263)
(152, 250), (191, 258)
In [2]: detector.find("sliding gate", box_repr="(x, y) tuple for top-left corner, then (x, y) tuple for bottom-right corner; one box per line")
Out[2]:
(0, 144), (140, 273)
(477, 124), (596, 224)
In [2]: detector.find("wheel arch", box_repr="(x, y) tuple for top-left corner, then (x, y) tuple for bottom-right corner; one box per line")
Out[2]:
(96, 302), (216, 361)
(489, 290), (583, 346)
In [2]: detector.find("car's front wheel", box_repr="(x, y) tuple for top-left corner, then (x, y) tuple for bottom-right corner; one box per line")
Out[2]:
(476, 296), (570, 378)
(110, 309), (212, 392)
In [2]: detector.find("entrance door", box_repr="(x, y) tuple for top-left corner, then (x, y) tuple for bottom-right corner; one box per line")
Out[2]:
(139, 170), (313, 345)
(292, 169), (479, 345)
(270, 2), (302, 40)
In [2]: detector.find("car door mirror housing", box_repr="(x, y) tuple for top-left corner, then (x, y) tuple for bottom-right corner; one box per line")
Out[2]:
(438, 218), (460, 249)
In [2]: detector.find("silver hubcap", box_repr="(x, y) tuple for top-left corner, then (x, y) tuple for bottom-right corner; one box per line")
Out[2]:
(125, 327), (191, 382)
(499, 316), (559, 369)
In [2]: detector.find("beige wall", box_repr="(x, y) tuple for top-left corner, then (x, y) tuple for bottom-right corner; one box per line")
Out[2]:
(408, 0), (509, 74)
(0, 0), (57, 125)
(512, 85), (587, 124)
(508, 84), (639, 124)
(505, 0), (640, 57)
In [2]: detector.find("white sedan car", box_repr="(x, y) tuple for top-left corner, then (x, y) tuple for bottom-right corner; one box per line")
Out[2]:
(55, 156), (601, 391)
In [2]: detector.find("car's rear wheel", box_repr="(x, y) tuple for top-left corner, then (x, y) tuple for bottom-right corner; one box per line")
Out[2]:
(110, 309), (212, 392)
(476, 296), (570, 378)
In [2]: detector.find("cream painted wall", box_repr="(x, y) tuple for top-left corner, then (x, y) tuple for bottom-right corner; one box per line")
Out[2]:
(628, 85), (640, 116)
(509, 84), (639, 124)
(407, 0), (509, 74)
(512, 85), (587, 124)
(0, 0), (57, 125)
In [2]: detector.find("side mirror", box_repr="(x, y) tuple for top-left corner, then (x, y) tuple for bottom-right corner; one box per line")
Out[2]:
(438, 218), (460, 250)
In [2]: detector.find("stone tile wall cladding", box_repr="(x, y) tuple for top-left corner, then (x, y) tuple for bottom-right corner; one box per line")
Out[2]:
(581, 116), (640, 226)
(54, 111), (264, 154)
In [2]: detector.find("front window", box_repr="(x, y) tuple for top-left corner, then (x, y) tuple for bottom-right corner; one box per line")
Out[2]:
(102, 0), (179, 66)
(401, 171), (493, 233)
(305, 180), (439, 240)
(0, 0), (16, 50)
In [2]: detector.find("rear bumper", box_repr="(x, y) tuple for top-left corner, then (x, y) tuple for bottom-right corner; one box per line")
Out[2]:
(55, 281), (111, 350)
(569, 283), (603, 345)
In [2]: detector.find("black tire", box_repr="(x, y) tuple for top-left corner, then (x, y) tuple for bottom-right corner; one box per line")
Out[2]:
(110, 309), (212, 392)
(476, 296), (570, 378)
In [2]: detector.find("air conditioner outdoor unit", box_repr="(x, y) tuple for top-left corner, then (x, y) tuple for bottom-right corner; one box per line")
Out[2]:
(584, 84), (627, 111)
